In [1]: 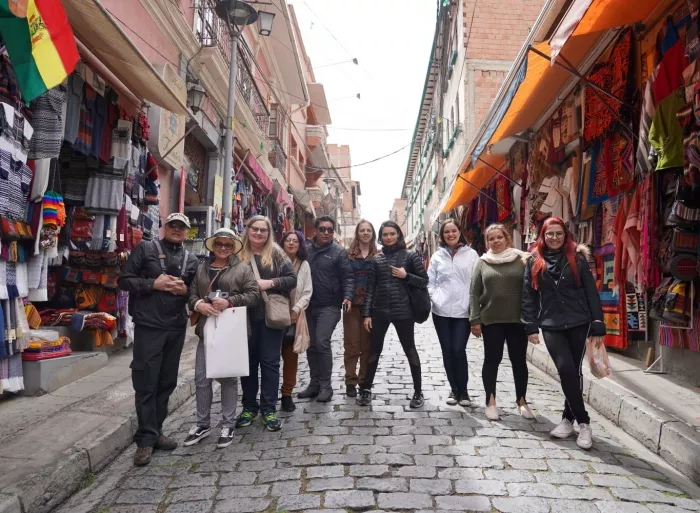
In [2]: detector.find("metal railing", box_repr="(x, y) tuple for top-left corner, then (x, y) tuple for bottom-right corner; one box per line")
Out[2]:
(194, 0), (270, 134)
(270, 140), (287, 173)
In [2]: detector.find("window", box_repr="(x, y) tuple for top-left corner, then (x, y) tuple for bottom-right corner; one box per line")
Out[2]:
(450, 107), (455, 136)
(455, 93), (460, 127)
(269, 105), (278, 138)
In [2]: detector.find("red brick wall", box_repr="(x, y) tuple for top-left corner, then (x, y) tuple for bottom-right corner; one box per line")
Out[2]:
(463, 0), (544, 61)
(473, 68), (508, 130)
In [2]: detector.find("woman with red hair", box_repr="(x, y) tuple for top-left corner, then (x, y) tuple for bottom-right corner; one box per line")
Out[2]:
(521, 217), (605, 450)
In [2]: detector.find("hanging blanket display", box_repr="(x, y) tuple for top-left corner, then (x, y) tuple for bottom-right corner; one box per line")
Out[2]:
(231, 168), (272, 233)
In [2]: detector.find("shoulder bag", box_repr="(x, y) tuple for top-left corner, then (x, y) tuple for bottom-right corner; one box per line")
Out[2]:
(250, 254), (292, 330)
(403, 252), (431, 324)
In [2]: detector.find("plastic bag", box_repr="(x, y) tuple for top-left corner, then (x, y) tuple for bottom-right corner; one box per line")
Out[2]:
(587, 338), (612, 378)
(293, 309), (310, 354)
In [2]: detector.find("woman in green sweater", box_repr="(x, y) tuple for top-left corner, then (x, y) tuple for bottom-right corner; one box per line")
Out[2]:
(469, 224), (534, 421)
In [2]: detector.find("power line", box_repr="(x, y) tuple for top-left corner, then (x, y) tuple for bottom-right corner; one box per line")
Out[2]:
(306, 140), (415, 171)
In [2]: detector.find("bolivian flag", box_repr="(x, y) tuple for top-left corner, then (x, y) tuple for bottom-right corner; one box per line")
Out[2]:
(0, 0), (79, 102)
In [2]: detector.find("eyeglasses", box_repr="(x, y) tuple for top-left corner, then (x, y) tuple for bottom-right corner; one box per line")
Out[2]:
(249, 226), (269, 234)
(214, 241), (235, 250)
(318, 227), (334, 234)
(285, 239), (299, 245)
(168, 223), (188, 231)
(545, 231), (565, 239)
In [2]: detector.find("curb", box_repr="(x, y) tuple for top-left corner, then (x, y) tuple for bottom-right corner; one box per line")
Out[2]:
(4, 334), (198, 513)
(526, 342), (700, 485)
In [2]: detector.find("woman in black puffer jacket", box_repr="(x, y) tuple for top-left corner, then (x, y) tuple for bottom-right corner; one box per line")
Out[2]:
(359, 221), (428, 408)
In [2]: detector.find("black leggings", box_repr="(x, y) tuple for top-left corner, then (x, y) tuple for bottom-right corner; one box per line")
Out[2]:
(362, 318), (422, 394)
(542, 325), (590, 425)
(482, 323), (529, 406)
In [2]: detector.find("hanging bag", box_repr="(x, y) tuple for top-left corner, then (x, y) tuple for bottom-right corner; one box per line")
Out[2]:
(250, 253), (291, 330)
(402, 252), (431, 324)
(293, 309), (311, 354)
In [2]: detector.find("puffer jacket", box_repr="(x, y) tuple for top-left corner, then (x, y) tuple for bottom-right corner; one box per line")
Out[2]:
(427, 245), (479, 318)
(188, 254), (261, 338)
(118, 239), (199, 330)
(308, 238), (355, 308)
(521, 245), (605, 336)
(361, 242), (429, 321)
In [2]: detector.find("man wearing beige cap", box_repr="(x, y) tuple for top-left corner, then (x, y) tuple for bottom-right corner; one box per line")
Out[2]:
(118, 212), (199, 466)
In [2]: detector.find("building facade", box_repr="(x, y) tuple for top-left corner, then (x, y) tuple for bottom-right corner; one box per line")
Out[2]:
(328, 144), (361, 247)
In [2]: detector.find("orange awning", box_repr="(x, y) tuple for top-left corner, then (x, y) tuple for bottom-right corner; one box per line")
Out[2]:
(442, 154), (506, 212)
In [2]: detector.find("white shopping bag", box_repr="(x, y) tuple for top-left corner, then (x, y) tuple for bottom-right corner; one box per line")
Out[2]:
(203, 307), (249, 379)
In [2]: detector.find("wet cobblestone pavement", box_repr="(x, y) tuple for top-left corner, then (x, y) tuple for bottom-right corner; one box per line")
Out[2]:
(57, 321), (700, 513)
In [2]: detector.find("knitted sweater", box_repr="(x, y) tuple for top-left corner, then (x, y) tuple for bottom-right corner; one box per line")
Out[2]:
(469, 258), (527, 326)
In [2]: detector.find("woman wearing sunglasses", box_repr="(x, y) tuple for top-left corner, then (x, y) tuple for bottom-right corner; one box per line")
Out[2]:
(185, 228), (260, 449)
(237, 216), (297, 432)
(522, 217), (605, 450)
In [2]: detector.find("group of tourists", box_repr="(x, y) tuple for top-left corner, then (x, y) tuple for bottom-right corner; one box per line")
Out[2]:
(120, 211), (605, 466)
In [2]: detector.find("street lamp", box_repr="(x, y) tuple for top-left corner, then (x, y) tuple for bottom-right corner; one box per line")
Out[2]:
(186, 82), (206, 114)
(215, 0), (275, 228)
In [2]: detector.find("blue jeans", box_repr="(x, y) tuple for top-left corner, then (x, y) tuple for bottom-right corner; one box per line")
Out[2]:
(432, 314), (470, 394)
(241, 318), (284, 414)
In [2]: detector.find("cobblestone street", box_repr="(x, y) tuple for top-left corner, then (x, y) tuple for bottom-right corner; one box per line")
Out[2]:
(57, 321), (700, 513)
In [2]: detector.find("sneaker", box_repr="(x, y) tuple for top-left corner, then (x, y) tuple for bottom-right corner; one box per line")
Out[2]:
(281, 395), (296, 412)
(317, 388), (333, 403)
(133, 446), (153, 467)
(235, 409), (258, 428)
(217, 427), (235, 448)
(263, 412), (282, 432)
(485, 404), (500, 421)
(519, 403), (535, 420)
(346, 385), (357, 398)
(458, 392), (472, 407)
(357, 388), (372, 406)
(297, 385), (320, 399)
(409, 393), (424, 409)
(184, 426), (211, 447)
(446, 391), (458, 405)
(577, 423), (593, 450)
(154, 435), (178, 451)
(550, 418), (575, 439)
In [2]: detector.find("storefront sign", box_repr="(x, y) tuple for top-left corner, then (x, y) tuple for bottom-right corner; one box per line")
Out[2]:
(213, 174), (223, 221)
(245, 151), (273, 192)
(148, 63), (186, 169)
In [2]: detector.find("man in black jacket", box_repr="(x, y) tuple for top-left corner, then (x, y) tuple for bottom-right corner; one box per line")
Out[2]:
(118, 212), (199, 466)
(299, 216), (354, 402)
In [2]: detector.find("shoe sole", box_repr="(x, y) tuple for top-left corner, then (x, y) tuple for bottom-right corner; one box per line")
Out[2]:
(282, 405), (296, 412)
(317, 396), (333, 403)
(550, 430), (574, 439)
(446, 399), (458, 405)
(236, 415), (259, 428)
(459, 401), (471, 407)
(183, 431), (211, 447)
(266, 424), (282, 432)
(217, 439), (235, 449)
(297, 391), (320, 399)
(133, 459), (151, 467)
(410, 402), (424, 409)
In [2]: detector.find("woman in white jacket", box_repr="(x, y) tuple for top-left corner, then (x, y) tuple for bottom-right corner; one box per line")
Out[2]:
(427, 219), (479, 406)
(280, 231), (313, 412)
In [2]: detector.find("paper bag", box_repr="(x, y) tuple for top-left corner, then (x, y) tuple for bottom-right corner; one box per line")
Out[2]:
(203, 307), (249, 379)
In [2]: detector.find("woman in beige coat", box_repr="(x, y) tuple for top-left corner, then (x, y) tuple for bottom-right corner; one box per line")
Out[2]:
(185, 228), (259, 449)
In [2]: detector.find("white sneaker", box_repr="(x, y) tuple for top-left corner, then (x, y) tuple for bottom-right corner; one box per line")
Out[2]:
(485, 405), (500, 421)
(519, 404), (535, 419)
(550, 418), (574, 439)
(577, 423), (593, 450)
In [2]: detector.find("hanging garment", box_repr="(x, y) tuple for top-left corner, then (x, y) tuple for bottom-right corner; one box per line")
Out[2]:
(28, 84), (67, 160)
(637, 68), (661, 176)
(649, 90), (686, 171)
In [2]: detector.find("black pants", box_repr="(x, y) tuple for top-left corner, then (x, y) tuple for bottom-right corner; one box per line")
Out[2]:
(432, 314), (469, 395)
(241, 318), (284, 415)
(542, 324), (590, 425)
(131, 325), (186, 448)
(362, 318), (422, 394)
(482, 323), (528, 405)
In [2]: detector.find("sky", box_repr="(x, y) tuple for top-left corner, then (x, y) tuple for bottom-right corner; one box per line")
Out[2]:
(290, 0), (438, 231)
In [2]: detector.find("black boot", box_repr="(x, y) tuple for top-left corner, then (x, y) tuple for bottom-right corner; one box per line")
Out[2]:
(346, 385), (357, 397)
(297, 385), (320, 399)
(281, 395), (296, 412)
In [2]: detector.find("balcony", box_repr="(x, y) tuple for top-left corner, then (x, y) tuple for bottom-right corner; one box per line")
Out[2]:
(268, 140), (287, 174)
(195, 0), (269, 134)
(306, 124), (326, 147)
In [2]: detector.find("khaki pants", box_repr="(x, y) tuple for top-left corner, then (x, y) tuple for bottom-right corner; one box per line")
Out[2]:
(343, 308), (371, 387)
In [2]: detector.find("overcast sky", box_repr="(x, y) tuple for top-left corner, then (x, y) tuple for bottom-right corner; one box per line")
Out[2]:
(290, 0), (437, 232)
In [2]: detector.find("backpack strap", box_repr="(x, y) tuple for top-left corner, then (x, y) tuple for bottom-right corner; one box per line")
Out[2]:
(181, 250), (189, 277)
(153, 240), (167, 274)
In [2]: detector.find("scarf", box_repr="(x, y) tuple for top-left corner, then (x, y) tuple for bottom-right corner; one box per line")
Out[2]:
(480, 247), (529, 265)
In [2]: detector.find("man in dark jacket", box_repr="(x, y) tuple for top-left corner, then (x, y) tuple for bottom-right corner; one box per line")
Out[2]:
(118, 212), (199, 466)
(299, 216), (354, 402)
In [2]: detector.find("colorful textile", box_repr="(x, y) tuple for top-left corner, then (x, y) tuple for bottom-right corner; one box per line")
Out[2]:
(625, 282), (647, 341)
(652, 37), (687, 105)
(649, 90), (686, 171)
(636, 67), (660, 176)
(595, 251), (628, 349)
(0, 0), (79, 102)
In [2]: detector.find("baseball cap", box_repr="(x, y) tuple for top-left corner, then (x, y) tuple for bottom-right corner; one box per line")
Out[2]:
(164, 212), (191, 229)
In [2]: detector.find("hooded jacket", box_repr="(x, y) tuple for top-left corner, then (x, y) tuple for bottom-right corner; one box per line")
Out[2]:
(361, 241), (428, 321)
(118, 239), (199, 330)
(427, 245), (480, 318)
(521, 244), (605, 336)
(188, 254), (261, 338)
(307, 239), (355, 308)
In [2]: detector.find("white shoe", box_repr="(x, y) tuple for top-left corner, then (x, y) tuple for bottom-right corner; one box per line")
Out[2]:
(577, 423), (593, 450)
(550, 418), (574, 439)
(485, 405), (500, 421)
(519, 404), (535, 419)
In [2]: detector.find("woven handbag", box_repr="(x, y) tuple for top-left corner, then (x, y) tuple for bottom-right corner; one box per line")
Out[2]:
(670, 227), (700, 254)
